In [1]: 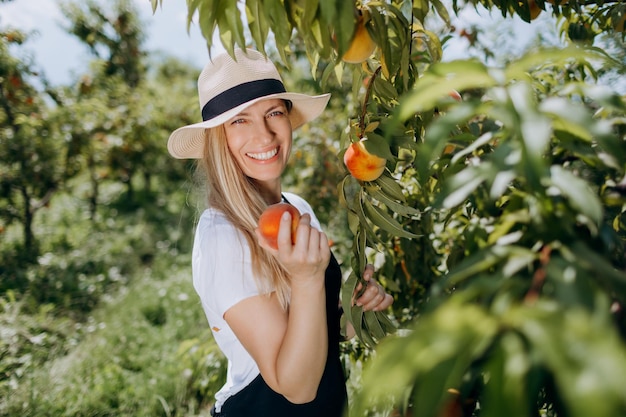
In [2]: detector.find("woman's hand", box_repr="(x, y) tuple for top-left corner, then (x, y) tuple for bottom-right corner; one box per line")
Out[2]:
(256, 211), (330, 286)
(353, 264), (394, 312)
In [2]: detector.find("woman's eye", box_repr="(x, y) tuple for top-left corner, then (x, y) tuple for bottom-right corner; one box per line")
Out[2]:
(231, 118), (245, 125)
(268, 110), (284, 118)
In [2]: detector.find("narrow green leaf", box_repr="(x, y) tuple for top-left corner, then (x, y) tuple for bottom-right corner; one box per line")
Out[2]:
(358, 314), (377, 348)
(396, 60), (495, 119)
(441, 246), (508, 288)
(365, 184), (421, 217)
(550, 165), (603, 225)
(375, 310), (398, 334)
(412, 0), (429, 22)
(362, 197), (420, 239)
(503, 47), (599, 82)
(357, 225), (367, 270)
(263, 0), (292, 51)
(568, 242), (626, 303)
(364, 310), (386, 340)
(355, 190), (384, 245)
(540, 97), (594, 142)
(303, 0), (319, 28)
(437, 165), (486, 209)
(480, 332), (532, 417)
(375, 175), (406, 202)
(373, 77), (399, 101)
(338, 175), (355, 214)
(430, 0), (451, 26)
(245, 0), (269, 54)
(341, 271), (359, 328)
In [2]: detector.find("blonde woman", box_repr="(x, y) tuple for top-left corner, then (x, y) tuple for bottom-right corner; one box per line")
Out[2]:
(168, 48), (393, 417)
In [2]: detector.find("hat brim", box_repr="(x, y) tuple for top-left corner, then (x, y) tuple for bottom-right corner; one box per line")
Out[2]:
(167, 92), (331, 159)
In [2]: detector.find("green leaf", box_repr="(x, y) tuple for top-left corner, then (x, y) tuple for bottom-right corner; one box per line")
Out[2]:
(222, 1), (245, 48)
(302, 0), (320, 28)
(356, 224), (367, 269)
(150, 0), (160, 13)
(419, 103), (477, 180)
(430, 0), (451, 26)
(441, 246), (510, 288)
(503, 46), (601, 82)
(423, 29), (443, 63)
(362, 132), (396, 161)
(549, 165), (603, 225)
(263, 0), (292, 56)
(480, 332), (533, 417)
(374, 174), (406, 202)
(364, 183), (421, 217)
(245, 0), (269, 55)
(568, 242), (626, 304)
(364, 309), (386, 340)
(338, 175), (353, 213)
(412, 0), (429, 22)
(362, 197), (420, 239)
(396, 59), (495, 119)
(196, 1), (218, 52)
(539, 97), (594, 143)
(341, 271), (360, 331)
(372, 77), (400, 101)
(375, 310), (398, 334)
(436, 165), (487, 209)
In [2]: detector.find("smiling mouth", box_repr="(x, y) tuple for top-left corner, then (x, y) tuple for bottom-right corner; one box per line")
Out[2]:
(247, 147), (279, 161)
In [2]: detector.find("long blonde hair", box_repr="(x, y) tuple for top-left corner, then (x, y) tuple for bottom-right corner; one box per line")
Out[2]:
(197, 126), (292, 309)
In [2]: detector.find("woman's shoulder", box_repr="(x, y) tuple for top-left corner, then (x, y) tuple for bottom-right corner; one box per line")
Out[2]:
(194, 208), (247, 251)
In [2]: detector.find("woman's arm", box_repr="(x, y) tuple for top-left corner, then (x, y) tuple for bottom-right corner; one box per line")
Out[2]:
(224, 212), (330, 404)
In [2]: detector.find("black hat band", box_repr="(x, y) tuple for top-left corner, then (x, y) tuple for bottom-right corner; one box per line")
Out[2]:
(201, 79), (286, 121)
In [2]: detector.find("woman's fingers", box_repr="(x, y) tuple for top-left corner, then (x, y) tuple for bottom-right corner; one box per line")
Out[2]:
(362, 264), (375, 282)
(354, 264), (394, 311)
(272, 213), (330, 280)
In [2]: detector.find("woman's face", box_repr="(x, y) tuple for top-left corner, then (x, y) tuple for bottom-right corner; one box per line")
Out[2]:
(224, 99), (293, 188)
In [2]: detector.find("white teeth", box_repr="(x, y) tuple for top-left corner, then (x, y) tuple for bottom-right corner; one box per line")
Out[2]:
(247, 147), (278, 161)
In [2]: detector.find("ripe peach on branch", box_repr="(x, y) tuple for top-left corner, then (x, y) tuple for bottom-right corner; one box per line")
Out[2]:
(344, 139), (387, 182)
(342, 8), (377, 63)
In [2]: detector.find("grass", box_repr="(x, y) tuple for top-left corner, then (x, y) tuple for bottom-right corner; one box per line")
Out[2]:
(1, 252), (225, 417)
(0, 178), (226, 416)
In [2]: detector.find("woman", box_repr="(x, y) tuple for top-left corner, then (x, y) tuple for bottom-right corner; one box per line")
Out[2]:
(167, 48), (393, 417)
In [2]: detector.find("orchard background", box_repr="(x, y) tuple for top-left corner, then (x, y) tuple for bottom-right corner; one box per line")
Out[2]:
(1, 0), (625, 416)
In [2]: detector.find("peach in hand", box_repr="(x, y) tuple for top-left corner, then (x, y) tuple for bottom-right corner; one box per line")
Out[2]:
(344, 139), (387, 182)
(258, 203), (301, 250)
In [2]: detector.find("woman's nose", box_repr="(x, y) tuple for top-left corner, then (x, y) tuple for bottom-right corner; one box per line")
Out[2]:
(255, 119), (275, 142)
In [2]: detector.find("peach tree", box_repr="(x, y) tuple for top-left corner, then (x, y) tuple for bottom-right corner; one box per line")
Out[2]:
(152, 0), (626, 416)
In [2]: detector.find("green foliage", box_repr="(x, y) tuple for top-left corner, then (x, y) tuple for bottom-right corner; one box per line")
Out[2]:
(353, 296), (626, 417)
(1, 254), (217, 417)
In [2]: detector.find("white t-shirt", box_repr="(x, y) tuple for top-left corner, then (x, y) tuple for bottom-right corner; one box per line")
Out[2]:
(191, 192), (322, 412)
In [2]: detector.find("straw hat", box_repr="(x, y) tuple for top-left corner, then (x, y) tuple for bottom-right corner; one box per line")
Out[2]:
(167, 48), (331, 159)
